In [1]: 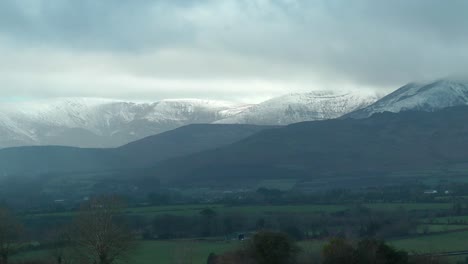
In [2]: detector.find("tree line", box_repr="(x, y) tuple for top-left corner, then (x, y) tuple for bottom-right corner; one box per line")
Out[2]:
(209, 232), (449, 264)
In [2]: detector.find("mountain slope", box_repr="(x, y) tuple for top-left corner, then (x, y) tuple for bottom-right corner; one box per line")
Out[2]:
(216, 91), (380, 125)
(346, 79), (468, 118)
(149, 106), (468, 186)
(0, 91), (380, 149)
(117, 124), (274, 168)
(0, 98), (247, 148)
(0, 124), (272, 176)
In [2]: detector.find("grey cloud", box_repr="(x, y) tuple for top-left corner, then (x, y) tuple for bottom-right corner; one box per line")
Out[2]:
(0, 0), (198, 51)
(0, 0), (468, 100)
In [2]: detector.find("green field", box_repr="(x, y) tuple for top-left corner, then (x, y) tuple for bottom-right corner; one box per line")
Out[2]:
(257, 179), (298, 191)
(416, 224), (468, 234)
(13, 240), (330, 264)
(15, 231), (468, 264)
(17, 202), (468, 263)
(424, 215), (468, 224)
(364, 203), (452, 211)
(132, 240), (239, 263)
(14, 240), (240, 264)
(24, 202), (454, 220)
(390, 230), (468, 253)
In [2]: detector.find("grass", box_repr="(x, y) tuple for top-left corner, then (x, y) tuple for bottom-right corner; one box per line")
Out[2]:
(424, 215), (468, 224)
(257, 179), (298, 191)
(416, 224), (468, 234)
(15, 201), (468, 263)
(13, 239), (327, 264)
(124, 204), (225, 216)
(13, 240), (241, 264)
(364, 203), (452, 211)
(24, 202), (455, 220)
(390, 230), (468, 253)
(12, 249), (51, 262)
(130, 240), (239, 263)
(15, 230), (468, 263)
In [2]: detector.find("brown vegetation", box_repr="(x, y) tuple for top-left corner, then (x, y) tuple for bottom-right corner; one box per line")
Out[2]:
(70, 196), (134, 264)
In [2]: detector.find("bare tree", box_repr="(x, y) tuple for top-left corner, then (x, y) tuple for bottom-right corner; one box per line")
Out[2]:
(0, 206), (22, 264)
(72, 196), (134, 264)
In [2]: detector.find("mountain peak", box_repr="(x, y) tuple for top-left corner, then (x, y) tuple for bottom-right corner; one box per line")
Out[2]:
(346, 79), (468, 119)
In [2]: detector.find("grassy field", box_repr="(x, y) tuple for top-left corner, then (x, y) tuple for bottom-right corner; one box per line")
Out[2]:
(13, 240), (241, 264)
(131, 240), (239, 263)
(24, 202), (454, 220)
(390, 230), (468, 253)
(416, 224), (468, 234)
(364, 203), (452, 211)
(17, 202), (468, 263)
(13, 240), (329, 264)
(15, 231), (468, 263)
(424, 215), (468, 224)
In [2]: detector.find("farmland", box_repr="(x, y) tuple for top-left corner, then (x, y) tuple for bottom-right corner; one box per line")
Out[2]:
(14, 231), (468, 264)
(13, 199), (468, 263)
(14, 240), (240, 264)
(24, 202), (455, 219)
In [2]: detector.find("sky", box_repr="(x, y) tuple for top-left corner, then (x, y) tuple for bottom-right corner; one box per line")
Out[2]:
(1, 0), (468, 103)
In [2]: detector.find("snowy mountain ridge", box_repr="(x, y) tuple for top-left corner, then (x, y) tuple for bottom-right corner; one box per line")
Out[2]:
(346, 79), (468, 119)
(0, 98), (246, 148)
(215, 90), (380, 125)
(0, 90), (383, 148)
(6, 77), (467, 149)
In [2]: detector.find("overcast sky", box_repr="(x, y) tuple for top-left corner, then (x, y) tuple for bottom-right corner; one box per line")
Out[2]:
(1, 0), (468, 103)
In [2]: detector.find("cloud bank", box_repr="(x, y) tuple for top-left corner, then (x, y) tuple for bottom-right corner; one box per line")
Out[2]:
(1, 0), (468, 102)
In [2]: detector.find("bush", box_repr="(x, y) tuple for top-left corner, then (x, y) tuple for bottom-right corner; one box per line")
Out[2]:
(248, 231), (300, 264)
(322, 238), (408, 264)
(212, 231), (299, 264)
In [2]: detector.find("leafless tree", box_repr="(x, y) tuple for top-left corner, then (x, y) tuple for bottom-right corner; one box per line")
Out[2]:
(0, 206), (22, 264)
(71, 196), (134, 264)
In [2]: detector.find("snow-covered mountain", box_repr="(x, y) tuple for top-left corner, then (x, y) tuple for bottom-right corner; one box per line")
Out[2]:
(0, 98), (245, 148)
(0, 90), (381, 148)
(346, 79), (468, 119)
(215, 91), (380, 125)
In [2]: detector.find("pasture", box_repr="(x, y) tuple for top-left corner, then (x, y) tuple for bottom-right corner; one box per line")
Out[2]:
(25, 202), (454, 219)
(15, 231), (468, 264)
(16, 201), (468, 263)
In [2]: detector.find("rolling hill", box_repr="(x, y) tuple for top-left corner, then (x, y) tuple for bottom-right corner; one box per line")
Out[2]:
(149, 106), (468, 187)
(0, 124), (272, 176)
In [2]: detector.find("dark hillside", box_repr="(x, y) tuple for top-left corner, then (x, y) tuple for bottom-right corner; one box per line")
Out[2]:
(0, 124), (273, 175)
(149, 106), (468, 186)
